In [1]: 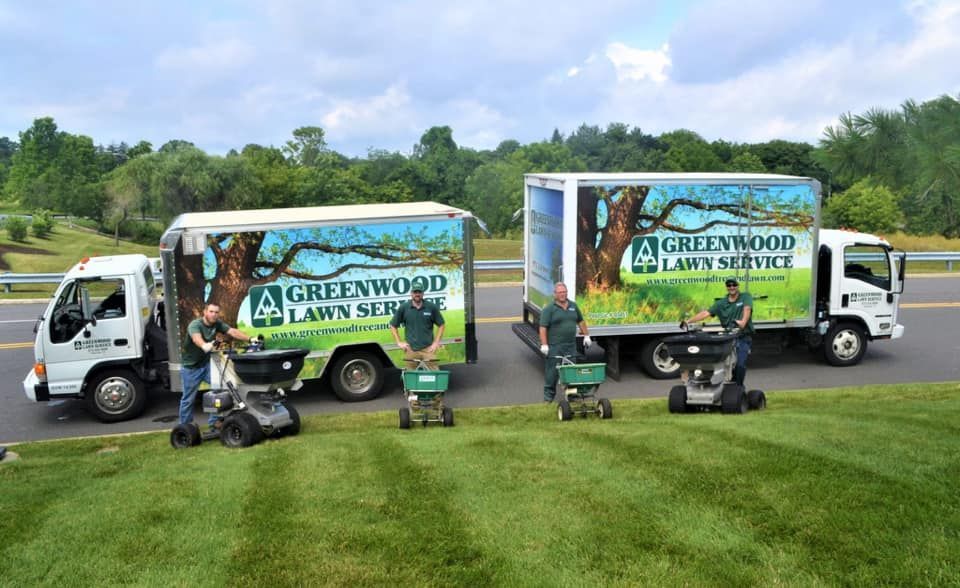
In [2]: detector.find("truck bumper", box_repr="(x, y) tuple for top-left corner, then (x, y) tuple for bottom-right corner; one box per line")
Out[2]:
(892, 324), (905, 339)
(23, 370), (50, 402)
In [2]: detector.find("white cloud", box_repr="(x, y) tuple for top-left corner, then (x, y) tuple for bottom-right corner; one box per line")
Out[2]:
(605, 42), (671, 83)
(322, 83), (414, 136)
(591, 0), (960, 144)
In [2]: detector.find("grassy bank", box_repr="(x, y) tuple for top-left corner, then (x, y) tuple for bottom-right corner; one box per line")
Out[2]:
(2, 383), (959, 586)
(0, 224), (157, 298)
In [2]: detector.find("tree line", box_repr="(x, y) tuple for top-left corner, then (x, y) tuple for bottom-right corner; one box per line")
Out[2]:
(1, 92), (958, 240)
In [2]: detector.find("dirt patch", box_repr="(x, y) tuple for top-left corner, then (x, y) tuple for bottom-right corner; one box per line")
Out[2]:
(0, 243), (54, 271)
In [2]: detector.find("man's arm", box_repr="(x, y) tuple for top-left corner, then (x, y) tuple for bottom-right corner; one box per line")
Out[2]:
(427, 323), (445, 353)
(688, 309), (711, 323)
(190, 332), (209, 349)
(390, 324), (410, 351)
(736, 304), (752, 329)
(226, 327), (251, 342)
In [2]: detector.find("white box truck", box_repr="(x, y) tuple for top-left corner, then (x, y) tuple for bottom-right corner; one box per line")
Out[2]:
(23, 202), (478, 421)
(512, 173), (905, 379)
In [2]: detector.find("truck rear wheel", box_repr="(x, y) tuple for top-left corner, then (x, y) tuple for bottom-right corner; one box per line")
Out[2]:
(86, 369), (147, 423)
(330, 351), (384, 402)
(824, 322), (867, 366)
(639, 338), (681, 380)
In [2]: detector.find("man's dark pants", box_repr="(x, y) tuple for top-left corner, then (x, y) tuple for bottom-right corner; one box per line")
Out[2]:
(543, 341), (577, 401)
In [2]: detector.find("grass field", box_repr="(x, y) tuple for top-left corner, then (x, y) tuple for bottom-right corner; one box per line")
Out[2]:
(2, 383), (958, 586)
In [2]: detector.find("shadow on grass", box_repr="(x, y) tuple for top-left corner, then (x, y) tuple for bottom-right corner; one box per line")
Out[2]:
(0, 243), (55, 271)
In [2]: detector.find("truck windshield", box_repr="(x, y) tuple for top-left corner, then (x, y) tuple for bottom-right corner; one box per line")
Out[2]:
(843, 245), (891, 290)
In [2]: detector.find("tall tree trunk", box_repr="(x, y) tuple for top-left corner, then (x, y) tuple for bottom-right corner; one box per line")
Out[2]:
(576, 186), (648, 292)
(207, 232), (265, 327)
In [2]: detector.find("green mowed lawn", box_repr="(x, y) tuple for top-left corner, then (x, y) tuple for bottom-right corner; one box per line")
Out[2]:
(2, 383), (959, 586)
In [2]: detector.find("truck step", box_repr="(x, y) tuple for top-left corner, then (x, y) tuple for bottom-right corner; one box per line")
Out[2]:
(511, 322), (542, 355)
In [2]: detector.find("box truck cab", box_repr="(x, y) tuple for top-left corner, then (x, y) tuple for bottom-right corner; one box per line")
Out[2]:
(511, 173), (905, 379)
(24, 202), (478, 422)
(23, 255), (163, 421)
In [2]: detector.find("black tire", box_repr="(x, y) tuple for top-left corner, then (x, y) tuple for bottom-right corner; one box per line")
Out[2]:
(170, 423), (201, 449)
(220, 413), (264, 448)
(86, 368), (147, 423)
(330, 351), (384, 402)
(399, 407), (411, 429)
(668, 385), (688, 414)
(747, 389), (767, 410)
(272, 404), (301, 437)
(442, 407), (455, 427)
(558, 399), (573, 421)
(639, 338), (681, 380)
(598, 398), (613, 419)
(721, 383), (748, 415)
(823, 322), (868, 366)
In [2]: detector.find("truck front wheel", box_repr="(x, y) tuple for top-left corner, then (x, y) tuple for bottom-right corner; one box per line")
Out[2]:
(86, 369), (147, 423)
(330, 351), (384, 402)
(639, 338), (681, 380)
(824, 322), (867, 366)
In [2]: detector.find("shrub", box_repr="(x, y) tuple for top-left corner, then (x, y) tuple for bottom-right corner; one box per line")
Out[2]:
(823, 178), (903, 233)
(4, 215), (29, 242)
(30, 209), (56, 238)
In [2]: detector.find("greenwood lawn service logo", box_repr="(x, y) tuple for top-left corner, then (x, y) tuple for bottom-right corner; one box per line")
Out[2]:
(631, 236), (659, 274)
(250, 285), (284, 328)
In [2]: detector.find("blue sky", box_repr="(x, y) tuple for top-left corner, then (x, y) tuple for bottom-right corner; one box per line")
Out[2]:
(2, 0), (958, 156)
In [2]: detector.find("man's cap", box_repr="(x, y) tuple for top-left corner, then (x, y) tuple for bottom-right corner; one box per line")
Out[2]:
(725, 277), (739, 287)
(410, 278), (428, 292)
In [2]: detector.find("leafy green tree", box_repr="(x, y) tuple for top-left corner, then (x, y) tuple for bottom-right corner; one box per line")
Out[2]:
(818, 94), (960, 236)
(726, 151), (767, 173)
(241, 144), (298, 207)
(4, 215), (28, 241)
(284, 126), (343, 168)
(158, 140), (196, 153)
(5, 118), (103, 217)
(127, 140), (153, 159)
(30, 209), (55, 238)
(0, 137), (17, 193)
(410, 126), (483, 207)
(822, 178), (902, 233)
(660, 129), (724, 172)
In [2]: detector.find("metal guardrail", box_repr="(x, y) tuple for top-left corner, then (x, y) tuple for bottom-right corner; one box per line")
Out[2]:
(1, 254), (957, 292)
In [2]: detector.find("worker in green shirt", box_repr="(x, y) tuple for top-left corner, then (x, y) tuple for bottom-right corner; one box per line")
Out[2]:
(179, 302), (253, 429)
(539, 282), (591, 402)
(390, 278), (445, 370)
(683, 277), (754, 386)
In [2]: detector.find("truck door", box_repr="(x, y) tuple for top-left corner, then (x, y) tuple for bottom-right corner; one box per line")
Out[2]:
(42, 277), (139, 396)
(838, 244), (898, 337)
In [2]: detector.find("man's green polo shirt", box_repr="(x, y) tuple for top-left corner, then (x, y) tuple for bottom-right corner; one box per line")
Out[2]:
(390, 300), (444, 350)
(709, 292), (754, 334)
(539, 301), (583, 346)
(181, 318), (230, 368)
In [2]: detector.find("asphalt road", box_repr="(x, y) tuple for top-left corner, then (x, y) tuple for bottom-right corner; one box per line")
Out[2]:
(2, 276), (959, 444)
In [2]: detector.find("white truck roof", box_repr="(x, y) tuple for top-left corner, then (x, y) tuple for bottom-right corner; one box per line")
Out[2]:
(525, 172), (817, 184)
(165, 201), (471, 232)
(65, 254), (150, 279)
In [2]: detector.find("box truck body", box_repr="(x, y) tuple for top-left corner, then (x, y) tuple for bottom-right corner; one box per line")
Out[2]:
(24, 201), (477, 421)
(512, 173), (904, 379)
